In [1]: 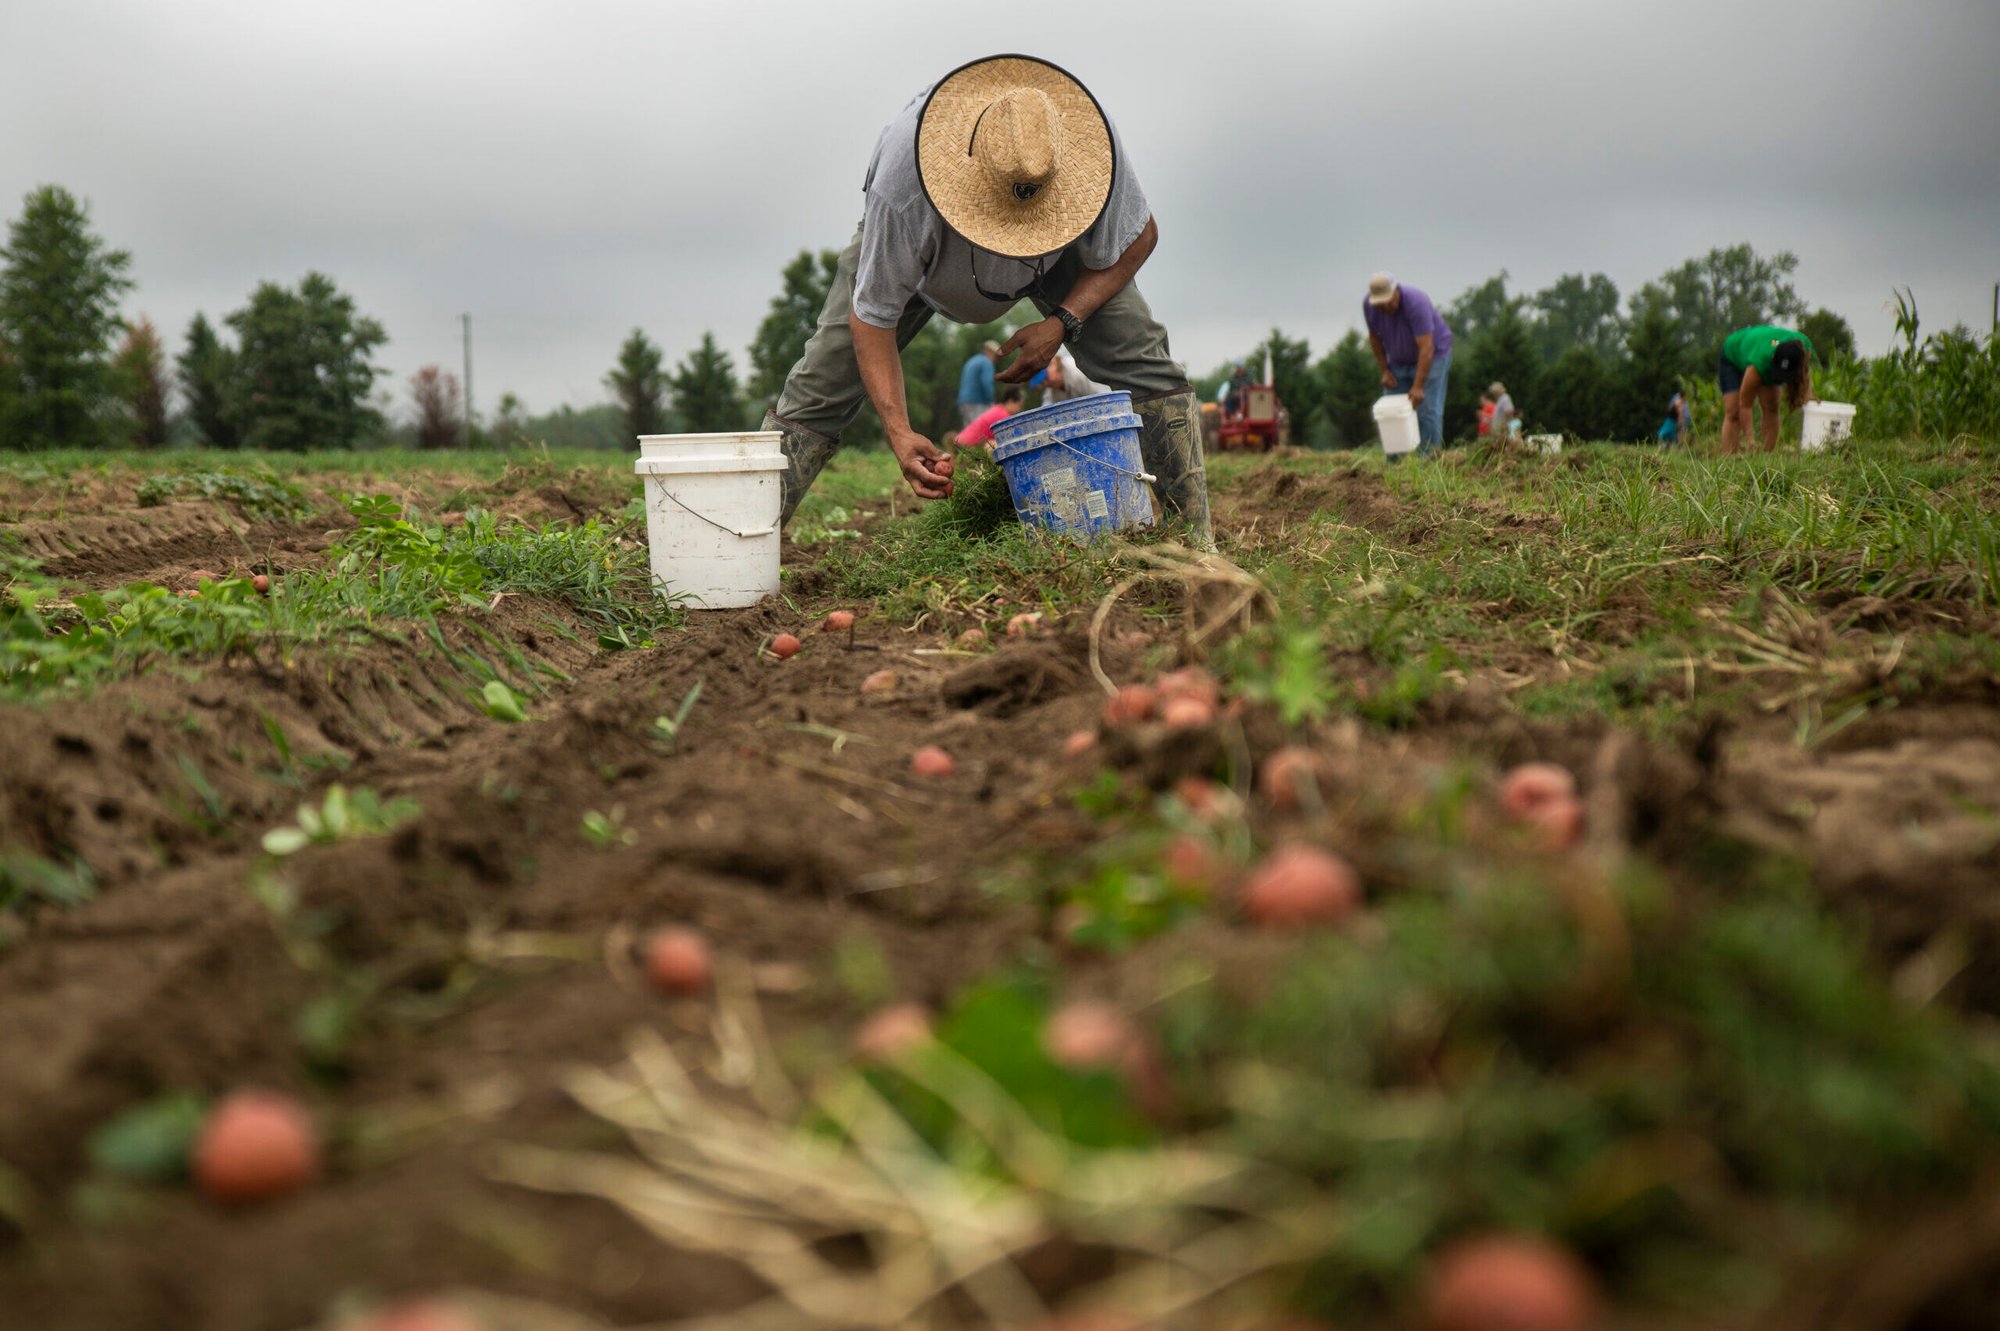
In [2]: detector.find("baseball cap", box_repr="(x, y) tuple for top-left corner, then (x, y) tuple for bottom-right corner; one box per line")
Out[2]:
(1769, 339), (1806, 384)
(1367, 272), (1398, 306)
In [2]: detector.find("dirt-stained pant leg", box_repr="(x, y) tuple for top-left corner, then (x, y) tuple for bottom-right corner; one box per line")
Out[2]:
(1035, 261), (1213, 547)
(767, 223), (934, 527)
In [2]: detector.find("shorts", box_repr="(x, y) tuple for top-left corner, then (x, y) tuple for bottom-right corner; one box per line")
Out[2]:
(1716, 350), (1745, 395)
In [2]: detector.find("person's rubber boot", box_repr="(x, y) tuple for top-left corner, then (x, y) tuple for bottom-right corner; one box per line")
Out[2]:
(764, 413), (838, 530)
(1133, 389), (1215, 550)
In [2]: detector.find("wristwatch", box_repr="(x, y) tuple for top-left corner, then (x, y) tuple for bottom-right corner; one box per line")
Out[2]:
(1052, 305), (1084, 343)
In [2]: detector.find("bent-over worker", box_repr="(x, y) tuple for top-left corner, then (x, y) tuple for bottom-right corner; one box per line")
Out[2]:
(759, 54), (1212, 545)
(1718, 325), (1814, 454)
(1363, 273), (1454, 455)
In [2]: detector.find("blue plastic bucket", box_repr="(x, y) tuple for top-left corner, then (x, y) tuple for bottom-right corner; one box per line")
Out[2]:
(988, 390), (1155, 543)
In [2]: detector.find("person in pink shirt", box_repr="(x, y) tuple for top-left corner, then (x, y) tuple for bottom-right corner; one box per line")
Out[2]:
(955, 385), (1025, 448)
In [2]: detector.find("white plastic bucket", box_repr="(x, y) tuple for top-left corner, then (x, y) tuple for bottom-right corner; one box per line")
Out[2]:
(1800, 401), (1857, 453)
(634, 431), (787, 608)
(1374, 394), (1419, 457)
(1528, 433), (1563, 455)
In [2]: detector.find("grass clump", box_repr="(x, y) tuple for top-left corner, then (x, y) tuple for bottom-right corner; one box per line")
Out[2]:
(0, 493), (683, 700)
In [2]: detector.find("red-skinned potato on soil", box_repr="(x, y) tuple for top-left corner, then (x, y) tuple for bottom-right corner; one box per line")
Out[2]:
(1424, 1234), (1599, 1331)
(1499, 763), (1584, 850)
(1042, 1000), (1174, 1118)
(643, 926), (712, 995)
(767, 633), (802, 660)
(1006, 611), (1044, 638)
(853, 1002), (934, 1063)
(1102, 683), (1157, 728)
(1159, 693), (1215, 730)
(1155, 666), (1221, 708)
(1239, 844), (1362, 928)
(192, 1089), (321, 1205)
(1500, 762), (1576, 819)
(1258, 746), (1330, 812)
(910, 745), (956, 778)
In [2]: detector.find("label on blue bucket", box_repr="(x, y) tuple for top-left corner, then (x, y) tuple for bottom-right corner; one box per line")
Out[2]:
(1084, 490), (1109, 520)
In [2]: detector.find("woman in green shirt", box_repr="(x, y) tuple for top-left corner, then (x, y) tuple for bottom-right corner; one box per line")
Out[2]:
(1718, 325), (1814, 454)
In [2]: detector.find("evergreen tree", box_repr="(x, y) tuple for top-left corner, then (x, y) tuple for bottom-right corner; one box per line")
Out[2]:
(0, 185), (134, 448)
(1615, 300), (1687, 440)
(1532, 346), (1616, 440)
(668, 331), (743, 434)
(1443, 272), (1516, 347)
(490, 391), (532, 449)
(110, 315), (172, 449)
(177, 313), (240, 449)
(1629, 243), (1806, 374)
(606, 329), (667, 441)
(224, 272), (387, 451)
(1530, 272), (1622, 364)
(1315, 331), (1380, 448)
(746, 249), (839, 413)
(0, 335), (19, 440)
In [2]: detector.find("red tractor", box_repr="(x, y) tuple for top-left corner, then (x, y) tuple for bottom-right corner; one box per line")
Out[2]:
(1205, 378), (1288, 453)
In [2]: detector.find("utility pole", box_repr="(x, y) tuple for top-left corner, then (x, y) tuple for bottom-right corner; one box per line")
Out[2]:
(461, 313), (474, 449)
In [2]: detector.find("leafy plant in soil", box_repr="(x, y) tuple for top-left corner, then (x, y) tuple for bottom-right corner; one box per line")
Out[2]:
(135, 467), (311, 521)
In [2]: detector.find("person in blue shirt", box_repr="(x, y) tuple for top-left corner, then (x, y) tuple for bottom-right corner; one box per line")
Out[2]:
(957, 339), (1001, 427)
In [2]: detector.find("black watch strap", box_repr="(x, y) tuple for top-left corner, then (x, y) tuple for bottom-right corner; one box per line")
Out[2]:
(1053, 306), (1084, 343)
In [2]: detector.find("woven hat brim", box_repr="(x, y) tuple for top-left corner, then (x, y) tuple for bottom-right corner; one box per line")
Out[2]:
(917, 55), (1114, 260)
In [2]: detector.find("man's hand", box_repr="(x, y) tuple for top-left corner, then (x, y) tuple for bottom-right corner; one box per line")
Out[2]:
(1407, 382), (1426, 406)
(890, 428), (955, 500)
(997, 317), (1065, 384)
(1379, 367), (1398, 390)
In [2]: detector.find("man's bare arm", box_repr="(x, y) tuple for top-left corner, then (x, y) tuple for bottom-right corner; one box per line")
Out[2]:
(850, 312), (952, 499)
(999, 217), (1160, 384)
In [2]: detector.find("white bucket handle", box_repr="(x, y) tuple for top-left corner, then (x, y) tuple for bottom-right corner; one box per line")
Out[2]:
(1045, 435), (1157, 485)
(654, 483), (777, 539)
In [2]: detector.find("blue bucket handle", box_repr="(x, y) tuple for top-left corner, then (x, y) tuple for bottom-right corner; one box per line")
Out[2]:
(1042, 413), (1156, 483)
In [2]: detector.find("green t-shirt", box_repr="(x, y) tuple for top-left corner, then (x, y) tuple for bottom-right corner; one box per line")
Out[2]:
(1723, 325), (1813, 376)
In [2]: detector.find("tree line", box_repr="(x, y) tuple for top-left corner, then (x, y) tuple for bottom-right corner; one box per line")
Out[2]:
(0, 184), (1023, 455)
(1, 183), (1932, 456)
(1200, 245), (1862, 447)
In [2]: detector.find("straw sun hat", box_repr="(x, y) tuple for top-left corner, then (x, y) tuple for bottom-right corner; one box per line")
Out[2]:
(916, 54), (1114, 260)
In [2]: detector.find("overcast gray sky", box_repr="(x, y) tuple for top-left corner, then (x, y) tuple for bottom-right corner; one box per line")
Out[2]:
(4, 0), (1996, 423)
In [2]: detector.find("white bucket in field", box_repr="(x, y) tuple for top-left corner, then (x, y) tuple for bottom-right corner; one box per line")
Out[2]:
(634, 431), (787, 608)
(1799, 401), (1857, 453)
(1528, 433), (1563, 455)
(1374, 394), (1420, 457)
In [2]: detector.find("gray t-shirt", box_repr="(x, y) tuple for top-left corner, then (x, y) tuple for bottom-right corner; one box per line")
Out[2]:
(852, 85), (1152, 329)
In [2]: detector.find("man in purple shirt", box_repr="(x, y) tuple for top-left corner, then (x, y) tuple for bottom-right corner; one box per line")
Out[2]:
(1363, 272), (1454, 454)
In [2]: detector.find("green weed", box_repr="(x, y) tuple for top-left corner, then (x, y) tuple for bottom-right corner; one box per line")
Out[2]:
(260, 784), (420, 856)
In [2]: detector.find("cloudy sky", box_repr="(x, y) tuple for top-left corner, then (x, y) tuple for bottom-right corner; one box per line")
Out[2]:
(4, 0), (1996, 422)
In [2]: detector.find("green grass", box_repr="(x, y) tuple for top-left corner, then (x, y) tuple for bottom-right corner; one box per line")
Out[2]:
(2, 493), (681, 702)
(0, 444), (635, 483)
